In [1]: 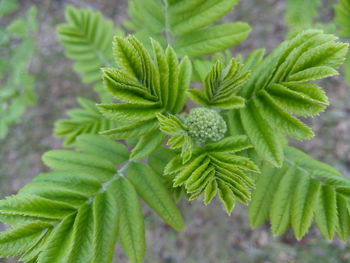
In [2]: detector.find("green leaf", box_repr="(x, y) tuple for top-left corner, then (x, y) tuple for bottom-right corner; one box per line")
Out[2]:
(336, 195), (350, 242)
(204, 180), (217, 205)
(250, 146), (350, 241)
(113, 36), (156, 91)
(19, 228), (52, 262)
(98, 103), (162, 121)
(175, 23), (251, 57)
(217, 181), (235, 215)
(315, 185), (338, 240)
(236, 30), (348, 162)
(174, 56), (192, 113)
(285, 0), (321, 33)
(335, 0), (350, 37)
(291, 174), (320, 239)
(240, 100), (284, 167)
(270, 167), (298, 236)
(130, 129), (166, 160)
(92, 185), (119, 263)
(256, 90), (314, 140)
(128, 162), (184, 231)
(0, 221), (50, 257)
(66, 204), (94, 263)
(102, 68), (158, 104)
(7, 19), (27, 38)
(42, 150), (115, 181)
(75, 134), (129, 165)
(287, 66), (338, 82)
(100, 119), (158, 139)
(189, 59), (248, 109)
(172, 155), (208, 187)
(157, 113), (194, 163)
(248, 164), (284, 227)
(0, 195), (76, 221)
(54, 98), (118, 146)
(56, 6), (115, 84)
(170, 0), (240, 35)
(0, 0), (19, 16)
(114, 177), (145, 263)
(205, 135), (252, 153)
(31, 172), (101, 197)
(243, 49), (265, 71)
(38, 213), (75, 263)
(148, 147), (176, 175)
(165, 47), (180, 111)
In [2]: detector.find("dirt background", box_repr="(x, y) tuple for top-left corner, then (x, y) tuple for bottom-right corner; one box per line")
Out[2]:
(1, 0), (350, 262)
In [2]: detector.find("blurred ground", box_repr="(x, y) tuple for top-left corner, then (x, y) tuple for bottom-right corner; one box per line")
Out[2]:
(1, 0), (350, 262)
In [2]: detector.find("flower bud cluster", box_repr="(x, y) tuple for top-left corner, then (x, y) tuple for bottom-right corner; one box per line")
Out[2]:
(184, 107), (227, 143)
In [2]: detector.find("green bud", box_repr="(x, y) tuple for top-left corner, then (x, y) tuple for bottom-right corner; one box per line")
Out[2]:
(184, 107), (227, 143)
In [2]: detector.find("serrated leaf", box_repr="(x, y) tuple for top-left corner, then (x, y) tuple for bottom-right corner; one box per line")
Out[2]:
(336, 194), (350, 242)
(98, 103), (162, 121)
(75, 134), (129, 165)
(165, 47), (180, 111)
(66, 204), (94, 263)
(173, 154), (207, 187)
(257, 91), (314, 140)
(100, 119), (158, 139)
(170, 0), (240, 35)
(92, 185), (119, 263)
(266, 83), (326, 117)
(114, 177), (145, 263)
(102, 68), (158, 104)
(240, 100), (284, 167)
(205, 135), (252, 153)
(315, 185), (338, 240)
(270, 167), (298, 236)
(291, 174), (320, 240)
(54, 98), (118, 146)
(42, 150), (115, 181)
(175, 22), (251, 57)
(248, 164), (284, 227)
(130, 129), (166, 160)
(204, 180), (217, 205)
(190, 59), (248, 109)
(0, 221), (51, 257)
(128, 162), (184, 231)
(217, 181), (235, 215)
(57, 6), (115, 85)
(38, 213), (76, 263)
(174, 56), (192, 113)
(0, 195), (76, 221)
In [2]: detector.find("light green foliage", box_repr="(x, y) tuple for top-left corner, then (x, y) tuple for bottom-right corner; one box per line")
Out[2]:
(157, 113), (194, 163)
(0, 5), (37, 139)
(56, 6), (121, 101)
(236, 30), (348, 167)
(1, 2), (350, 262)
(165, 135), (257, 215)
(335, 0), (350, 83)
(54, 97), (119, 146)
(125, 0), (250, 79)
(335, 0), (350, 37)
(0, 0), (19, 16)
(125, 0), (250, 56)
(0, 134), (183, 262)
(188, 59), (249, 109)
(128, 162), (184, 231)
(249, 146), (350, 241)
(98, 36), (191, 160)
(285, 0), (321, 33)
